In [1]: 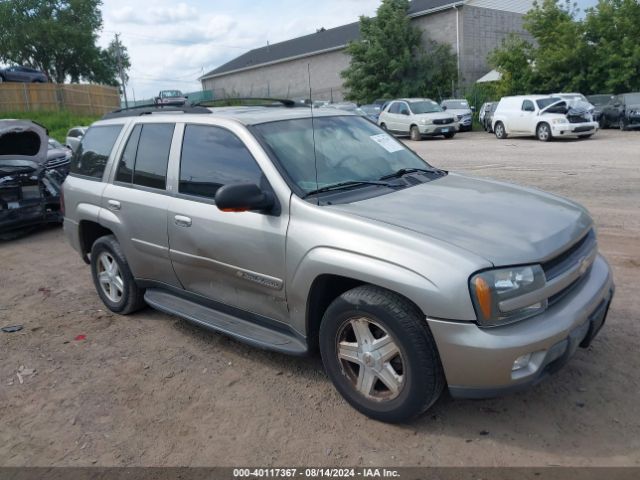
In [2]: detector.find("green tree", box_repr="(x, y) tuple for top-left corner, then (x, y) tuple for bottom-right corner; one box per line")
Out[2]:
(341, 0), (457, 103)
(488, 34), (536, 96)
(0, 0), (126, 85)
(90, 37), (131, 87)
(584, 0), (640, 93)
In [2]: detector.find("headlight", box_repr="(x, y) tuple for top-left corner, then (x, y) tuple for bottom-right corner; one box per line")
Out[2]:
(420, 118), (432, 125)
(469, 265), (547, 327)
(551, 118), (568, 124)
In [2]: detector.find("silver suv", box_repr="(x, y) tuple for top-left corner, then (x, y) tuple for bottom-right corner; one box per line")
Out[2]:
(378, 98), (458, 140)
(63, 103), (614, 423)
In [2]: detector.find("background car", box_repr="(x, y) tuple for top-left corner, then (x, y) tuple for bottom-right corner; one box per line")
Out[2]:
(441, 99), (473, 131)
(47, 139), (73, 168)
(65, 126), (87, 153)
(155, 90), (188, 106)
(479, 102), (497, 132)
(600, 92), (640, 130)
(586, 94), (613, 126)
(359, 104), (382, 122)
(0, 66), (48, 83)
(378, 98), (457, 140)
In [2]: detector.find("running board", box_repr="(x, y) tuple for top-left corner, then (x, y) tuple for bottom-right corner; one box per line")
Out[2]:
(144, 288), (307, 356)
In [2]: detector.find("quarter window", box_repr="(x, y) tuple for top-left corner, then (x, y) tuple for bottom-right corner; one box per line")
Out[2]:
(179, 125), (264, 199)
(70, 125), (122, 179)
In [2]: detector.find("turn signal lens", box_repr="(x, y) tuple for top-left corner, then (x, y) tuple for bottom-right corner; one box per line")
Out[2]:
(474, 277), (492, 320)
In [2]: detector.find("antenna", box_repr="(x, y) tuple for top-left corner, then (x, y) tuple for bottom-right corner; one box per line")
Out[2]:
(308, 63), (320, 197)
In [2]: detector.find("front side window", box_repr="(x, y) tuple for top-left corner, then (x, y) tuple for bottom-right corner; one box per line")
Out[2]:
(70, 125), (123, 179)
(179, 125), (264, 199)
(388, 102), (401, 114)
(131, 123), (175, 190)
(522, 100), (535, 112)
(254, 115), (434, 195)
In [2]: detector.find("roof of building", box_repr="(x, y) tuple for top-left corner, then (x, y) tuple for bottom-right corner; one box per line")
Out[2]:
(201, 0), (465, 80)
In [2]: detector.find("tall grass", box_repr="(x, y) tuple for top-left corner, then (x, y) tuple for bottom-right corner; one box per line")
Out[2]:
(0, 110), (100, 143)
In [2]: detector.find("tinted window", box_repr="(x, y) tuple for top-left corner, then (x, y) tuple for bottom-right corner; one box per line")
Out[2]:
(389, 102), (401, 114)
(115, 124), (142, 183)
(522, 100), (535, 112)
(179, 125), (264, 199)
(132, 124), (174, 190)
(70, 125), (122, 179)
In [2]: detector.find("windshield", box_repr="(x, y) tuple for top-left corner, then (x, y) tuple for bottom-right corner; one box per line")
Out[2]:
(624, 93), (640, 104)
(536, 97), (562, 109)
(254, 115), (433, 195)
(163, 90), (183, 97)
(48, 139), (63, 149)
(409, 101), (442, 114)
(442, 100), (469, 109)
(587, 95), (612, 106)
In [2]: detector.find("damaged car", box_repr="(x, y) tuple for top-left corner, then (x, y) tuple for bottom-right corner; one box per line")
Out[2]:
(492, 95), (598, 141)
(0, 120), (69, 239)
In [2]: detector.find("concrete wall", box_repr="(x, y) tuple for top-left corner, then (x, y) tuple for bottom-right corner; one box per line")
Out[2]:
(201, 49), (351, 102)
(459, 5), (532, 85)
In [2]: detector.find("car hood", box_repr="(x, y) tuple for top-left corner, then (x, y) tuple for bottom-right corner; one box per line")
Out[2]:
(445, 108), (472, 116)
(328, 173), (592, 266)
(0, 120), (48, 165)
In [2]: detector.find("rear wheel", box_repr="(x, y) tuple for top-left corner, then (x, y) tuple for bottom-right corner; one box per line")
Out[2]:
(494, 122), (507, 139)
(536, 122), (552, 142)
(90, 235), (146, 315)
(619, 118), (627, 131)
(410, 125), (422, 141)
(319, 285), (445, 423)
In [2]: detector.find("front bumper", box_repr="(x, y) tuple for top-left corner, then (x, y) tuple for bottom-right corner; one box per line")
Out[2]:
(419, 123), (458, 136)
(428, 254), (614, 398)
(552, 121), (598, 136)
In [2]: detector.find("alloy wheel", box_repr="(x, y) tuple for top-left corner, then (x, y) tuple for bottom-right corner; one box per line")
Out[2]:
(97, 252), (124, 303)
(336, 317), (405, 402)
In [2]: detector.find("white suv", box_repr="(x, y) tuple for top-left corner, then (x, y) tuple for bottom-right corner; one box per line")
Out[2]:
(492, 95), (598, 142)
(378, 98), (458, 140)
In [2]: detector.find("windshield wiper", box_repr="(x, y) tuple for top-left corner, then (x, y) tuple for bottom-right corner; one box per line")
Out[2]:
(303, 180), (391, 198)
(379, 167), (443, 181)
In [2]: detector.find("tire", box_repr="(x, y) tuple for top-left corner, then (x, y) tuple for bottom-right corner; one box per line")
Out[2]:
(578, 134), (593, 139)
(619, 118), (627, 131)
(410, 125), (422, 141)
(319, 285), (445, 423)
(90, 235), (146, 315)
(380, 123), (387, 131)
(536, 122), (552, 142)
(0, 75), (4, 84)
(494, 121), (507, 139)
(599, 117), (607, 129)
(443, 132), (455, 139)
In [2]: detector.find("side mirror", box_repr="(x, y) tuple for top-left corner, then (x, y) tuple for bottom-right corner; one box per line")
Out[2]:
(215, 183), (274, 213)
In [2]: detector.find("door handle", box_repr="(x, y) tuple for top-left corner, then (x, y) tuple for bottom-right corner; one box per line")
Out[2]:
(174, 215), (192, 227)
(107, 200), (121, 211)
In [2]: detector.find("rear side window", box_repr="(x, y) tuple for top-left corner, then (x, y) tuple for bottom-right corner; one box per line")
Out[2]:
(179, 125), (263, 199)
(115, 124), (141, 183)
(70, 125), (122, 179)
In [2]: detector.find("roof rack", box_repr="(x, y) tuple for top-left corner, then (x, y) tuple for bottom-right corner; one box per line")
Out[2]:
(193, 97), (304, 108)
(101, 103), (212, 120)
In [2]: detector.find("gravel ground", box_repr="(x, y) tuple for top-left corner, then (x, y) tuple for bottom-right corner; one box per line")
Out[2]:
(1, 129), (639, 467)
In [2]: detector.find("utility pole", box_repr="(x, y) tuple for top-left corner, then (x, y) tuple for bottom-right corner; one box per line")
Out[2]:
(114, 33), (129, 108)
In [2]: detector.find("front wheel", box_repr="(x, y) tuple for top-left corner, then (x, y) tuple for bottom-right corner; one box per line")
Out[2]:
(494, 122), (507, 139)
(319, 285), (445, 423)
(380, 123), (387, 131)
(410, 125), (422, 141)
(443, 132), (455, 139)
(578, 134), (593, 139)
(619, 118), (627, 131)
(536, 122), (552, 142)
(90, 235), (146, 315)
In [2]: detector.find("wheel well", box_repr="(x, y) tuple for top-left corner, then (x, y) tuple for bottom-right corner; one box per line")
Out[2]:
(78, 221), (113, 264)
(306, 275), (364, 354)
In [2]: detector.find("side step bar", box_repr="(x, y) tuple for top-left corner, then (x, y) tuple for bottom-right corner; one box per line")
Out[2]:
(144, 288), (307, 356)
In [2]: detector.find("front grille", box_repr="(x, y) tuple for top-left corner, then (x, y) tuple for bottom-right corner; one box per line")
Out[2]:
(573, 126), (593, 132)
(542, 229), (597, 305)
(45, 157), (69, 169)
(568, 114), (589, 124)
(434, 118), (454, 125)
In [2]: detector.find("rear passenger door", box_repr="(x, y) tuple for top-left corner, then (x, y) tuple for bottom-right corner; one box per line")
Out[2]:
(166, 123), (289, 323)
(101, 122), (181, 287)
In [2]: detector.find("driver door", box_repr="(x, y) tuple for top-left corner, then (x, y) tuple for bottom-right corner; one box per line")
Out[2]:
(167, 123), (290, 323)
(515, 99), (537, 132)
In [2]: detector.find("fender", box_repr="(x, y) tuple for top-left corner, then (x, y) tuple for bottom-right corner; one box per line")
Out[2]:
(287, 246), (475, 337)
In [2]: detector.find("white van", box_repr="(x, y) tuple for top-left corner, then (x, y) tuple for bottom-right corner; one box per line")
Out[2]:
(492, 95), (598, 141)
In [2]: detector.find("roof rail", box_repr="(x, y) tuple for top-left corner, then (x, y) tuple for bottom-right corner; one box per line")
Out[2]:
(101, 103), (212, 120)
(193, 97), (304, 108)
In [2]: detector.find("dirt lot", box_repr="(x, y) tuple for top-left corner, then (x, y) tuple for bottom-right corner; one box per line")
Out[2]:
(1, 129), (639, 467)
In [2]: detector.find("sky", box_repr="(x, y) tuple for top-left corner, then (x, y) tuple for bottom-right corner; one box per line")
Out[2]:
(98, 0), (599, 100)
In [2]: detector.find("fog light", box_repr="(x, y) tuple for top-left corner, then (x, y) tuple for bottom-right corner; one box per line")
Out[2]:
(512, 353), (532, 372)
